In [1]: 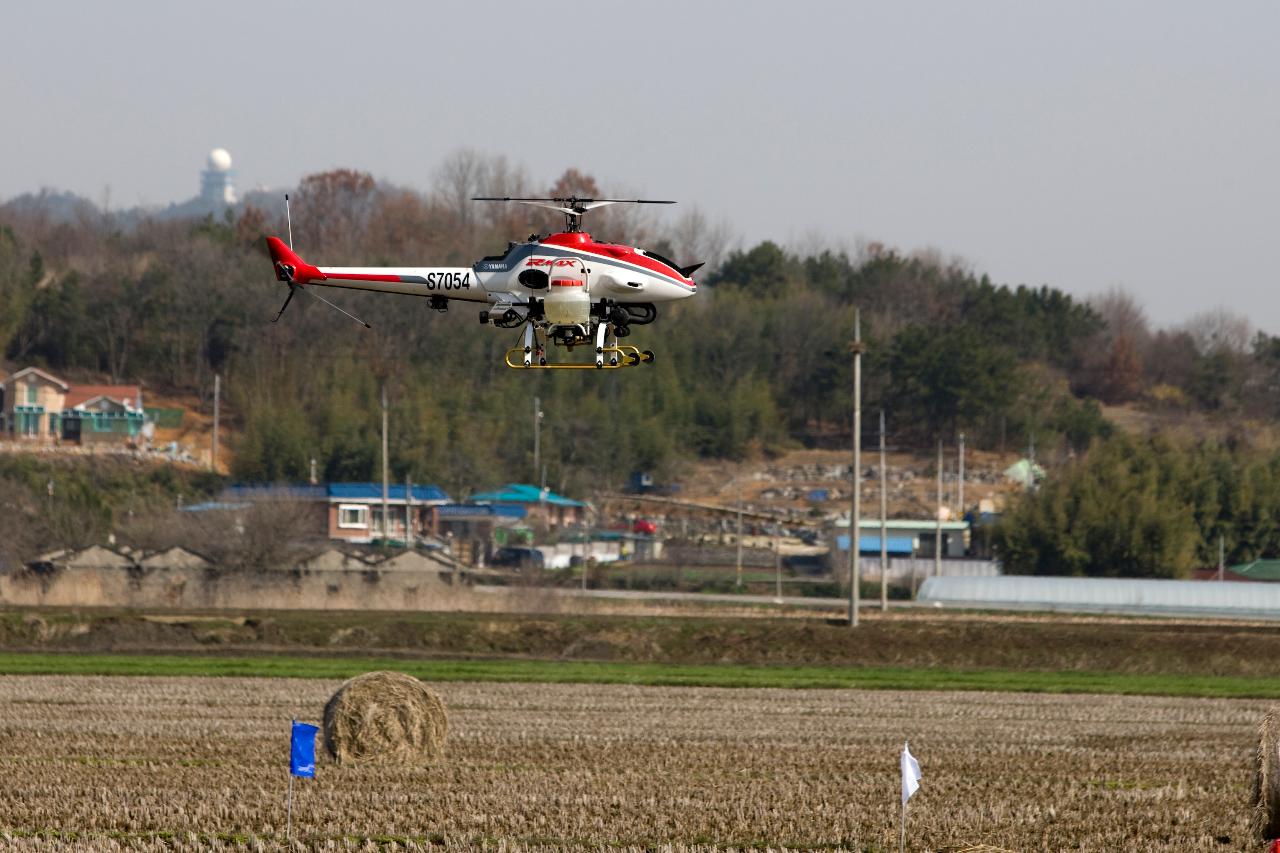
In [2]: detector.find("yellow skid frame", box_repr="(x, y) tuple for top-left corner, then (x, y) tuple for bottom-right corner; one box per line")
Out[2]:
(504, 345), (652, 370)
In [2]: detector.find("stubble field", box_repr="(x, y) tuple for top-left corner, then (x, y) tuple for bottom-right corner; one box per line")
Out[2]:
(0, 675), (1266, 851)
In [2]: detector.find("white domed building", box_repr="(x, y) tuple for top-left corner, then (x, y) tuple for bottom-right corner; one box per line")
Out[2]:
(199, 148), (237, 207)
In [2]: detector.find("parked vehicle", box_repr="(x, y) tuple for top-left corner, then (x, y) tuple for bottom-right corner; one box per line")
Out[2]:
(489, 547), (545, 571)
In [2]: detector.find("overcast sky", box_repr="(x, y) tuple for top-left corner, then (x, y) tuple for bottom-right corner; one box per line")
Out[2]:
(4, 1), (1276, 328)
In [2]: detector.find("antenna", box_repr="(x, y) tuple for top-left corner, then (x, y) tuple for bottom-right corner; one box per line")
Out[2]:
(271, 191), (372, 329)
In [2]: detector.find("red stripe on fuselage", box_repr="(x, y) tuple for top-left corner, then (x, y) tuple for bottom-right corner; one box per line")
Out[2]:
(317, 271), (401, 283)
(541, 232), (694, 287)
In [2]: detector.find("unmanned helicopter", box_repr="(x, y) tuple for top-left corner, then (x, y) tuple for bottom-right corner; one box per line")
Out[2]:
(265, 197), (701, 369)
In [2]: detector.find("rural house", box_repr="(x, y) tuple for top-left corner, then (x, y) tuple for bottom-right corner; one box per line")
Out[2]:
(0, 367), (146, 444)
(465, 483), (587, 529)
(218, 482), (453, 546)
(327, 482), (451, 544)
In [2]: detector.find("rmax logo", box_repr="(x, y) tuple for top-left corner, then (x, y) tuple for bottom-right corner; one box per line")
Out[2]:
(525, 259), (578, 268)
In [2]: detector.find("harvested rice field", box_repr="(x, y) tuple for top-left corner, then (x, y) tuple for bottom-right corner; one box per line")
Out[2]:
(0, 675), (1267, 850)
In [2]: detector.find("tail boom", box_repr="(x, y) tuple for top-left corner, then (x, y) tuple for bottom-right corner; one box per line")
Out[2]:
(264, 236), (485, 303)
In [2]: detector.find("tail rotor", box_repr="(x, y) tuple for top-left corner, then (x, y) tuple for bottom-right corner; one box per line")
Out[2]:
(267, 194), (371, 329)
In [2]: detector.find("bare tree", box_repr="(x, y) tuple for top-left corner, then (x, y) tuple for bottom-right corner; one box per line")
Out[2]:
(435, 149), (490, 223)
(1089, 287), (1150, 345)
(0, 480), (39, 572)
(1077, 287), (1152, 402)
(293, 169), (379, 260)
(1184, 307), (1253, 356)
(661, 206), (734, 272)
(120, 501), (322, 572)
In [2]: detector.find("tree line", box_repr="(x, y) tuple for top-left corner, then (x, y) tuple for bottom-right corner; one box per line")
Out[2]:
(996, 434), (1280, 578)
(0, 155), (1117, 487)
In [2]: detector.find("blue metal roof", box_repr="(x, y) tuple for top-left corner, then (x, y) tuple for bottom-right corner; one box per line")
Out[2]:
(223, 484), (327, 501)
(181, 501), (251, 513)
(222, 483), (448, 502)
(835, 534), (915, 555)
(436, 503), (528, 519)
(467, 483), (585, 507)
(327, 483), (449, 502)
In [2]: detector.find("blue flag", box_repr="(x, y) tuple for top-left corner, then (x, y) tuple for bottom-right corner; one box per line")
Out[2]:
(290, 721), (318, 778)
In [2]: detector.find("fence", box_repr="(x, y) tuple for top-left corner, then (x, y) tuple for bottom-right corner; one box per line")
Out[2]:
(855, 556), (1000, 583)
(144, 407), (186, 429)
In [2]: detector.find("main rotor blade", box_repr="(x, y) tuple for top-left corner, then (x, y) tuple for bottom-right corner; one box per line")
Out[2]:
(584, 199), (677, 205)
(512, 201), (584, 216)
(472, 197), (676, 205)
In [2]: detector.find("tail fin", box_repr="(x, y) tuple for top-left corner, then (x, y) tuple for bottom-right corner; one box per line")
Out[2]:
(265, 236), (325, 285)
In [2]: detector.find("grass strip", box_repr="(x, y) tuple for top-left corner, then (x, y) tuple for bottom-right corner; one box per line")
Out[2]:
(1, 651), (1279, 698)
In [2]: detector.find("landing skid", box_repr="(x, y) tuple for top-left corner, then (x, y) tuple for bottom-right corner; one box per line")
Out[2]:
(504, 345), (655, 370)
(505, 321), (655, 369)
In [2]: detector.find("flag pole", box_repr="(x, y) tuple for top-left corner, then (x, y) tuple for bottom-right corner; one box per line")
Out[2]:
(287, 717), (294, 842)
(900, 797), (906, 853)
(899, 740), (921, 853)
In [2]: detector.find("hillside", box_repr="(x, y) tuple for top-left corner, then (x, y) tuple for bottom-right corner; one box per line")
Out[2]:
(147, 391), (229, 475)
(673, 447), (1021, 519)
(3, 159), (1278, 576)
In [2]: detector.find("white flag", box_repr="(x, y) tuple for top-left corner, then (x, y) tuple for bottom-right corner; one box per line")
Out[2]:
(901, 741), (921, 805)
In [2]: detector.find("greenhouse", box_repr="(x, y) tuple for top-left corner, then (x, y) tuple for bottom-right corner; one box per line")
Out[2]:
(918, 574), (1280, 619)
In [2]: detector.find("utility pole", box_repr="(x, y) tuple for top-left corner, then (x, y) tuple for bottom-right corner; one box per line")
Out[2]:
(735, 481), (744, 589)
(774, 528), (782, 602)
(958, 431), (966, 517)
(879, 410), (888, 613)
(381, 383), (389, 543)
(935, 440), (943, 580)
(405, 476), (413, 548)
(211, 373), (220, 472)
(1218, 534), (1225, 582)
(533, 396), (542, 486)
(849, 309), (863, 627)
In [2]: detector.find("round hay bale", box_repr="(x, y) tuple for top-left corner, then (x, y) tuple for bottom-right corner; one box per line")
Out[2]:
(322, 671), (447, 766)
(1253, 706), (1280, 841)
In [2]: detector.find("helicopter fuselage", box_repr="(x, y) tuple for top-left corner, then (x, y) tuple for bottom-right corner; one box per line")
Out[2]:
(266, 221), (698, 368)
(278, 231), (695, 314)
